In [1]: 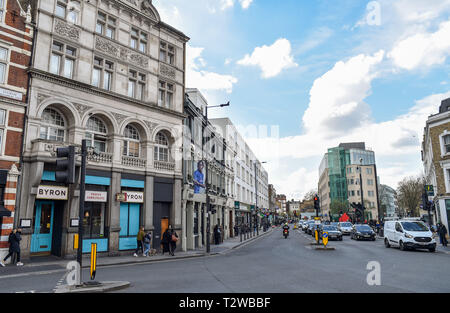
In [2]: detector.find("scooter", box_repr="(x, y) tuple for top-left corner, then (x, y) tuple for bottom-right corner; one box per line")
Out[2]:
(283, 229), (289, 239)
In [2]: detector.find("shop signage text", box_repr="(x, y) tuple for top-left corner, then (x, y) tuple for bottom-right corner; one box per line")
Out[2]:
(85, 191), (108, 202)
(36, 185), (68, 200)
(116, 191), (144, 203)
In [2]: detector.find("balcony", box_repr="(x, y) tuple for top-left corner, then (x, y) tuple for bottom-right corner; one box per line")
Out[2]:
(122, 156), (147, 168)
(154, 160), (175, 171)
(87, 151), (113, 164)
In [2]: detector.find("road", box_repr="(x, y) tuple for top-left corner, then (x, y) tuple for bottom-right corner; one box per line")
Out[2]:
(1, 227), (450, 293)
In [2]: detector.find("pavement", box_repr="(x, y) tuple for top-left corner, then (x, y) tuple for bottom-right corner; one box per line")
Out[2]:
(0, 227), (274, 293)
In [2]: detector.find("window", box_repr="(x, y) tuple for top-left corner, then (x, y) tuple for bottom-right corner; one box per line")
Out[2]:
(154, 132), (169, 162)
(55, 0), (67, 19)
(130, 28), (147, 53)
(159, 41), (175, 65)
(368, 190), (375, 197)
(0, 0), (4, 23)
(50, 41), (76, 79)
(83, 202), (106, 239)
(444, 135), (450, 154)
(96, 11), (116, 39)
(0, 47), (7, 84)
(123, 125), (140, 158)
(366, 168), (373, 175)
(0, 109), (5, 154)
(85, 116), (108, 153)
(367, 179), (374, 186)
(128, 70), (145, 100)
(92, 57), (114, 90)
(55, 0), (80, 23)
(158, 81), (174, 109)
(40, 108), (65, 142)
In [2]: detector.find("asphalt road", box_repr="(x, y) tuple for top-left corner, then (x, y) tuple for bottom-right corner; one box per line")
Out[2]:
(1, 228), (450, 293)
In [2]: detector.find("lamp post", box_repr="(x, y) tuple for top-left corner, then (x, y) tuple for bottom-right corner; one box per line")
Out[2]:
(204, 101), (230, 254)
(357, 158), (364, 224)
(254, 161), (267, 236)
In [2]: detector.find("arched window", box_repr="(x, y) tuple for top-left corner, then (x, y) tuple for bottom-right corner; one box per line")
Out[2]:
(154, 132), (169, 162)
(123, 124), (140, 157)
(40, 108), (66, 142)
(86, 116), (107, 153)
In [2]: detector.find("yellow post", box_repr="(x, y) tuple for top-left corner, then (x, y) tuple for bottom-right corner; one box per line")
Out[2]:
(73, 234), (79, 250)
(90, 243), (97, 280)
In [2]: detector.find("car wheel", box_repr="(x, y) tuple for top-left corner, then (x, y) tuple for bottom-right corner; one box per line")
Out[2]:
(385, 238), (390, 248)
(399, 241), (406, 251)
(339, 237), (343, 241)
(429, 247), (436, 252)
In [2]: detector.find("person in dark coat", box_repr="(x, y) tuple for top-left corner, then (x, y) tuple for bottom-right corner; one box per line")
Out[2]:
(169, 228), (178, 256)
(438, 223), (448, 247)
(214, 224), (221, 245)
(161, 227), (172, 255)
(1, 229), (23, 267)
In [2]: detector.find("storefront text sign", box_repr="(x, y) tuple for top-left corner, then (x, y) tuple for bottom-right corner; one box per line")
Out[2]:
(119, 191), (144, 203)
(85, 191), (108, 202)
(36, 185), (68, 200)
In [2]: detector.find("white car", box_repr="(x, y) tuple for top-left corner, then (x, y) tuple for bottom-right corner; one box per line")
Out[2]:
(384, 219), (436, 252)
(338, 222), (353, 235)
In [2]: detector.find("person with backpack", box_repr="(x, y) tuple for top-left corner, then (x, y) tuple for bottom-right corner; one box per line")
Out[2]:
(1, 229), (23, 267)
(143, 231), (152, 257)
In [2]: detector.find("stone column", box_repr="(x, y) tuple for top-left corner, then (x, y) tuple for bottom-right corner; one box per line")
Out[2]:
(181, 199), (187, 252)
(108, 170), (121, 256)
(144, 175), (154, 231)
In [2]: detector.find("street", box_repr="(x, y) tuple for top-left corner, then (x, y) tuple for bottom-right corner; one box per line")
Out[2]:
(1, 227), (450, 293)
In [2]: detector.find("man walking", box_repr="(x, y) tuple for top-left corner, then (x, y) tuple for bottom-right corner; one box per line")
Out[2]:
(1, 229), (23, 267)
(438, 223), (448, 247)
(134, 227), (145, 257)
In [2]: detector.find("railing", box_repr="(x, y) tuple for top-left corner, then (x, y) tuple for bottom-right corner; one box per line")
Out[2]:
(122, 155), (146, 168)
(154, 160), (175, 171)
(87, 151), (113, 164)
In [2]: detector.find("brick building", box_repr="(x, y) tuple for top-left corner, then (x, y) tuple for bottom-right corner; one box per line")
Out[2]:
(0, 0), (34, 261)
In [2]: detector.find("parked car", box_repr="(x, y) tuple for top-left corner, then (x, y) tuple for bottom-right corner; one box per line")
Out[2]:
(384, 219), (436, 252)
(304, 221), (315, 234)
(351, 224), (376, 241)
(310, 223), (323, 237)
(321, 225), (343, 241)
(330, 222), (339, 227)
(338, 222), (353, 235)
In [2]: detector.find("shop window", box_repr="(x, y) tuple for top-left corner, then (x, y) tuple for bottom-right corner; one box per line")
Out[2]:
(83, 202), (106, 239)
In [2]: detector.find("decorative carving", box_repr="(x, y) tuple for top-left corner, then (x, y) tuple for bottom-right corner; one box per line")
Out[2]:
(160, 64), (176, 80)
(54, 19), (80, 41)
(141, 0), (156, 19)
(112, 112), (128, 125)
(95, 37), (149, 68)
(144, 120), (158, 132)
(37, 94), (51, 104)
(73, 103), (92, 117)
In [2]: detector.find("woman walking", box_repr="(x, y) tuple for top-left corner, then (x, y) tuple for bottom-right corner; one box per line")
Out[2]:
(1, 229), (23, 267)
(161, 227), (172, 255)
(169, 227), (179, 256)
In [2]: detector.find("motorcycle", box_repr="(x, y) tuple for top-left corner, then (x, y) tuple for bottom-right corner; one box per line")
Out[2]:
(283, 229), (289, 239)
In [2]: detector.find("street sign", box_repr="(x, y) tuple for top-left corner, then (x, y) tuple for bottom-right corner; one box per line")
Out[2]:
(322, 232), (328, 247)
(425, 185), (434, 196)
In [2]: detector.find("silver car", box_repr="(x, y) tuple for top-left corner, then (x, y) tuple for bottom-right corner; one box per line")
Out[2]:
(338, 222), (353, 235)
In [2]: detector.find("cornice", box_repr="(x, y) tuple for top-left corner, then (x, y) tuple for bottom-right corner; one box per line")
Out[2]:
(28, 68), (186, 119)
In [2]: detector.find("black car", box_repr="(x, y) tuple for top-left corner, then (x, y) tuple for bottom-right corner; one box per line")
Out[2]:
(351, 224), (376, 241)
(305, 221), (315, 234)
(320, 225), (343, 241)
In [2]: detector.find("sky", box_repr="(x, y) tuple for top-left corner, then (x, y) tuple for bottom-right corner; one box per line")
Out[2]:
(153, 0), (450, 200)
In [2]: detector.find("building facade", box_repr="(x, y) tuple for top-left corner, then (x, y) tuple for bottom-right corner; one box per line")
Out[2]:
(181, 89), (235, 251)
(0, 0), (33, 261)
(422, 97), (450, 230)
(16, 0), (189, 259)
(379, 184), (397, 218)
(318, 142), (381, 222)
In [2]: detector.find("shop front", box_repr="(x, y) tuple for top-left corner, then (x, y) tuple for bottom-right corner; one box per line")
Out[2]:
(82, 189), (109, 253)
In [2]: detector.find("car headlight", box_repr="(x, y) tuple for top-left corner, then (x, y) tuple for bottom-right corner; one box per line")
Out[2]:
(405, 233), (413, 239)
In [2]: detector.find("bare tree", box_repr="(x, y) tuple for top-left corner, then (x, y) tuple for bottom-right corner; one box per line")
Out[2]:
(303, 189), (318, 201)
(396, 176), (425, 217)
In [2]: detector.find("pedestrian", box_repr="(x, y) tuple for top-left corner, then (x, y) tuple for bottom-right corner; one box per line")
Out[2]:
(1, 229), (23, 267)
(438, 223), (448, 247)
(134, 226), (145, 257)
(161, 227), (172, 255)
(143, 231), (152, 257)
(214, 224), (220, 245)
(169, 227), (178, 256)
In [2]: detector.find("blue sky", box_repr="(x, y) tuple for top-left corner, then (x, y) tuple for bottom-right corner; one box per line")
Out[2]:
(154, 0), (450, 199)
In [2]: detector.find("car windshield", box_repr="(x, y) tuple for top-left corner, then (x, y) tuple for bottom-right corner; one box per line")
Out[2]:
(341, 223), (352, 227)
(323, 226), (338, 231)
(356, 225), (372, 231)
(401, 222), (429, 232)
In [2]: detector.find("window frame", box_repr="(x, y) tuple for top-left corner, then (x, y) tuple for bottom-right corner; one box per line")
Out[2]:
(50, 41), (77, 79)
(123, 124), (141, 158)
(40, 107), (66, 142)
(130, 28), (148, 54)
(85, 115), (108, 153)
(154, 132), (170, 162)
(92, 56), (114, 91)
(128, 70), (146, 100)
(159, 41), (175, 65)
(158, 80), (174, 109)
(0, 46), (8, 84)
(96, 11), (116, 40)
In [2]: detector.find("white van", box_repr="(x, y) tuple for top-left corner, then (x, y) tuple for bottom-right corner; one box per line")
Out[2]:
(384, 219), (436, 252)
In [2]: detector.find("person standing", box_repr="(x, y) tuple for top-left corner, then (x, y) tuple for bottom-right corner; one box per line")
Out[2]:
(438, 223), (448, 247)
(143, 231), (152, 257)
(134, 227), (145, 257)
(169, 227), (178, 256)
(1, 229), (23, 267)
(161, 227), (172, 255)
(214, 224), (221, 245)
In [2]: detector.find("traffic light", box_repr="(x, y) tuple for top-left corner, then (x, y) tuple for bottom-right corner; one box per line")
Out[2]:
(55, 146), (76, 184)
(314, 195), (320, 213)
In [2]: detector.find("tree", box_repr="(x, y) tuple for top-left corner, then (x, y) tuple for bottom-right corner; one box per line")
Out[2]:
(330, 199), (349, 220)
(303, 189), (318, 202)
(396, 176), (425, 217)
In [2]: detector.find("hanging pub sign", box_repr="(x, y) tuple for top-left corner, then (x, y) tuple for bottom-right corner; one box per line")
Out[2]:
(116, 191), (144, 203)
(36, 185), (68, 200)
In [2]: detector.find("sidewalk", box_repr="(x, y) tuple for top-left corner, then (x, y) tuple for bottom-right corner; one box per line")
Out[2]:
(0, 227), (273, 278)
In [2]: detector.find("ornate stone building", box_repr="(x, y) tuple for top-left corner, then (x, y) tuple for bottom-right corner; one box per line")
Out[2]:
(0, 0), (33, 262)
(16, 0), (189, 259)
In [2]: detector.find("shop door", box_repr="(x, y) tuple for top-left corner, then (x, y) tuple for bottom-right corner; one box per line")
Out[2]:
(119, 203), (140, 250)
(31, 201), (54, 253)
(161, 218), (169, 241)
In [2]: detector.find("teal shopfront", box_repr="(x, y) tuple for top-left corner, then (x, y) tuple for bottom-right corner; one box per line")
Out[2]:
(119, 178), (145, 251)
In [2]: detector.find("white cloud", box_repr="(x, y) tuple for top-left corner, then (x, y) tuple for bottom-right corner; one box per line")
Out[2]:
(388, 20), (450, 70)
(186, 45), (238, 94)
(239, 0), (253, 10)
(237, 38), (298, 78)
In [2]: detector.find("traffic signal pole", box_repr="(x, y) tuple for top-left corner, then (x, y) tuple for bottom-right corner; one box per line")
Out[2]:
(77, 139), (87, 285)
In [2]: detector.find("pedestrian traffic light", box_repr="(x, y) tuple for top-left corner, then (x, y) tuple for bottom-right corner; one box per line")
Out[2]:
(55, 146), (76, 184)
(314, 196), (320, 210)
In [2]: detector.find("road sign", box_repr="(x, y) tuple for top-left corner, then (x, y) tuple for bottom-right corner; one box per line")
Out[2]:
(425, 185), (434, 196)
(322, 232), (328, 247)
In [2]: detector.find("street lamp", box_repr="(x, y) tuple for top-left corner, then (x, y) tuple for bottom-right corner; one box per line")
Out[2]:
(255, 161), (267, 236)
(204, 101), (230, 254)
(356, 158), (364, 224)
